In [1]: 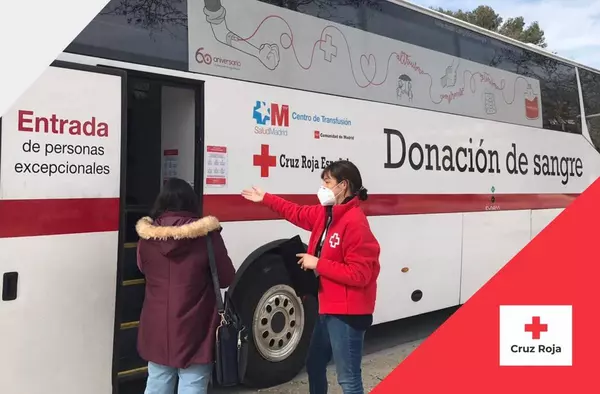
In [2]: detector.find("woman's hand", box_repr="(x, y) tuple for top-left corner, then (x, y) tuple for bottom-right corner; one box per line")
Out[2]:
(296, 253), (318, 271)
(241, 186), (265, 203)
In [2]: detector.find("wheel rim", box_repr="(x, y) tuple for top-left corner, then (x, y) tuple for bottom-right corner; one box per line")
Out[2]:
(252, 284), (305, 362)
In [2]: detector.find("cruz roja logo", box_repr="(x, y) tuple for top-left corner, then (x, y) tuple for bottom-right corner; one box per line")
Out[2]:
(499, 305), (572, 366)
(253, 101), (289, 137)
(252, 144), (349, 178)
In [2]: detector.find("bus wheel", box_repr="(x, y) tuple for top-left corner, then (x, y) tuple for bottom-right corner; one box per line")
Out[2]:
(234, 253), (317, 389)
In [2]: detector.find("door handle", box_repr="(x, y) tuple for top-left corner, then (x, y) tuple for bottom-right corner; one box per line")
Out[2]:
(2, 272), (19, 301)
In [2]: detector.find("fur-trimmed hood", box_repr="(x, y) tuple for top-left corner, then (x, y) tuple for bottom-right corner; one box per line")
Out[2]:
(136, 215), (221, 241)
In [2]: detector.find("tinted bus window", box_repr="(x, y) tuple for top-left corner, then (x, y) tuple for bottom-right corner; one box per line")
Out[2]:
(66, 0), (189, 70)
(579, 68), (600, 151)
(260, 0), (582, 134)
(456, 35), (581, 134)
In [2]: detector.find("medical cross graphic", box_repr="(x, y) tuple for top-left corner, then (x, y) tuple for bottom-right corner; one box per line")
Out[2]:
(329, 233), (340, 248)
(524, 316), (548, 340)
(253, 100), (270, 125)
(320, 34), (338, 62)
(253, 144), (277, 177)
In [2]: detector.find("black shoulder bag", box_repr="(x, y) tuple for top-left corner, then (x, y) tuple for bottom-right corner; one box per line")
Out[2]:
(206, 234), (248, 387)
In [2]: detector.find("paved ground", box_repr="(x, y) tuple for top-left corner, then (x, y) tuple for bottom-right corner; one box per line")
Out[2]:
(235, 339), (422, 394)
(121, 306), (457, 394)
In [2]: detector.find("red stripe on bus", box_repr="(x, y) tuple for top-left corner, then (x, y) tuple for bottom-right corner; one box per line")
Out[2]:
(0, 194), (578, 238)
(0, 198), (120, 238)
(203, 193), (580, 222)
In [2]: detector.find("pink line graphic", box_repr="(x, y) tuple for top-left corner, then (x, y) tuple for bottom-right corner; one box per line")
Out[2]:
(201, 2), (539, 117)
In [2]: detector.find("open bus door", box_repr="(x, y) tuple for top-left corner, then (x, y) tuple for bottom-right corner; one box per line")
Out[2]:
(0, 61), (126, 394)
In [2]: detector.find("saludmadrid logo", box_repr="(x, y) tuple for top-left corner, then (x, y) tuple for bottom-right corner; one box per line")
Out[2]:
(253, 100), (289, 137)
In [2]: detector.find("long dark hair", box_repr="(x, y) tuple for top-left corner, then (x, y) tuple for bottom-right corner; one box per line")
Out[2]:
(149, 178), (199, 219)
(321, 160), (368, 201)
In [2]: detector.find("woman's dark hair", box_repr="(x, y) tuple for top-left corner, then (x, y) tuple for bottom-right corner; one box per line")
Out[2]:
(150, 178), (200, 219)
(321, 160), (368, 201)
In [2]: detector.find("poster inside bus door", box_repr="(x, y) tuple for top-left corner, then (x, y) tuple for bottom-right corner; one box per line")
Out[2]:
(0, 64), (123, 394)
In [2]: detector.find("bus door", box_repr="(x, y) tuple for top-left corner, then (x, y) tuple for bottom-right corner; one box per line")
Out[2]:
(115, 71), (204, 383)
(0, 62), (126, 394)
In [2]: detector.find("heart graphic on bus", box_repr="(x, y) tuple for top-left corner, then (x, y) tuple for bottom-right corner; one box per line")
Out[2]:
(360, 54), (377, 83)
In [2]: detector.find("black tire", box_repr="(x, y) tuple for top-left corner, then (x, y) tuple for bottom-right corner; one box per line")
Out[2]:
(232, 253), (317, 389)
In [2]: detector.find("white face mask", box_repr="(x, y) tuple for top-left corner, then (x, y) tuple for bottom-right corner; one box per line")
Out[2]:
(317, 184), (342, 206)
(317, 186), (335, 206)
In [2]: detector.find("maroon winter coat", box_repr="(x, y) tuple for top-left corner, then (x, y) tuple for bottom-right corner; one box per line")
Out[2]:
(135, 211), (236, 369)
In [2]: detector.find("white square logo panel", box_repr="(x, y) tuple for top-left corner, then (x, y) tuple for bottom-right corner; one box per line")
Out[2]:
(499, 305), (572, 366)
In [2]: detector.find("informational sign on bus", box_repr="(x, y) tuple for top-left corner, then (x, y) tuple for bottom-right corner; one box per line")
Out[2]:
(200, 74), (597, 198)
(0, 66), (122, 200)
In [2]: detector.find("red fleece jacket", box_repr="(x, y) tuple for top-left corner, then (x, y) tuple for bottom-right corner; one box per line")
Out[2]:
(262, 193), (381, 315)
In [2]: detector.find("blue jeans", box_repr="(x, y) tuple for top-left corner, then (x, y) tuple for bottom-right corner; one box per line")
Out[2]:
(306, 315), (366, 394)
(144, 361), (212, 394)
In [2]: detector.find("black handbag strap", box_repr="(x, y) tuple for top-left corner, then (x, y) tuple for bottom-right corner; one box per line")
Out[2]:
(206, 234), (225, 314)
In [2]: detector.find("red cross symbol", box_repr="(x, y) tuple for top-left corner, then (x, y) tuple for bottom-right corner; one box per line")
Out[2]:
(329, 233), (341, 248)
(524, 316), (548, 340)
(253, 144), (277, 178)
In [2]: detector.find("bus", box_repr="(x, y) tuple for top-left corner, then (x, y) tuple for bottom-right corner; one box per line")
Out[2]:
(1, 0), (600, 392)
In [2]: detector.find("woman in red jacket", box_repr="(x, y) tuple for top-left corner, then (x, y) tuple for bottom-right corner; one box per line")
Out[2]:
(136, 178), (236, 394)
(242, 160), (380, 394)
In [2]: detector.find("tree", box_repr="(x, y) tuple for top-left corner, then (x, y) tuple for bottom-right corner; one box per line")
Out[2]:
(432, 5), (547, 48)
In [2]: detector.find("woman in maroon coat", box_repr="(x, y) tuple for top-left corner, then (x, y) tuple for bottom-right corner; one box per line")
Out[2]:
(135, 178), (236, 394)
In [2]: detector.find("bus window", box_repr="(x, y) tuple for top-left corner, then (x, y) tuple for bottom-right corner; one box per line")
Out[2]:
(579, 68), (600, 152)
(66, 0), (189, 71)
(260, 0), (582, 134)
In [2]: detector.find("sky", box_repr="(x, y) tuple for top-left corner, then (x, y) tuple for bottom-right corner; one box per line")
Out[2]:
(411, 0), (600, 70)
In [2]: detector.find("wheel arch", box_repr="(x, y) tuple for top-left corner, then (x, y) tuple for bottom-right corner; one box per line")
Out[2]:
(228, 238), (308, 299)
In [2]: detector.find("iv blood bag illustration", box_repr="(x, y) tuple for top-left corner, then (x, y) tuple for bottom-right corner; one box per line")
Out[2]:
(524, 84), (540, 120)
(484, 91), (497, 114)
